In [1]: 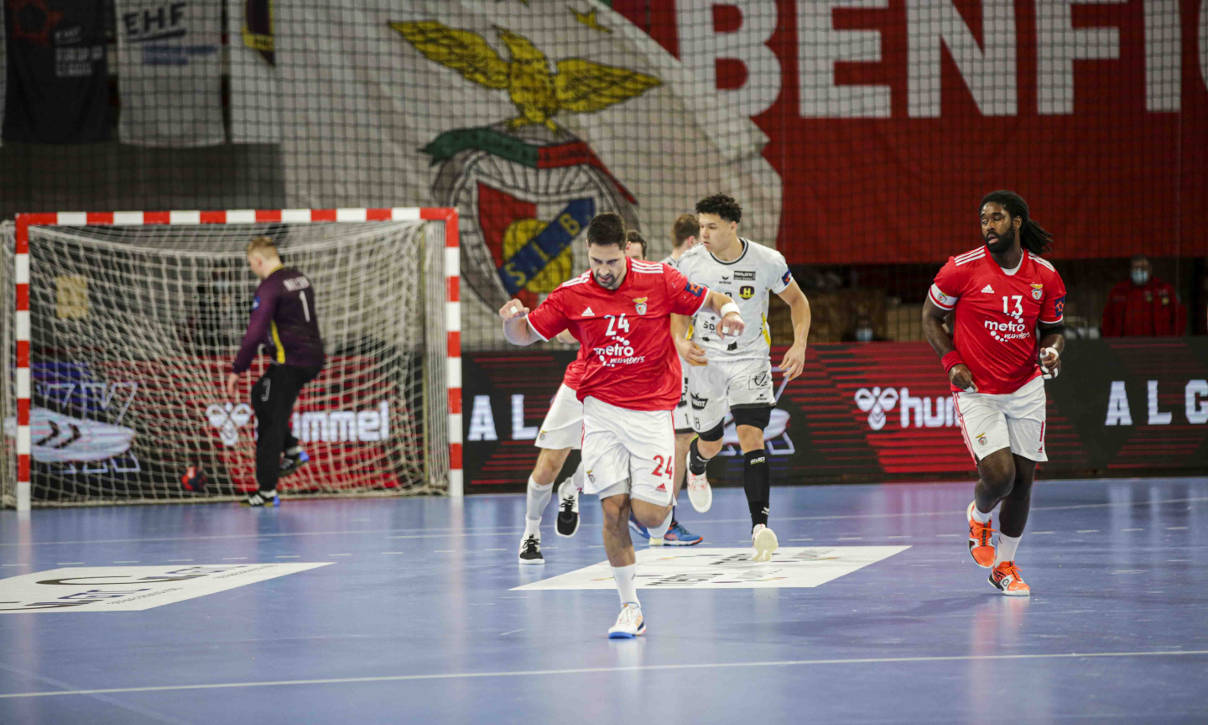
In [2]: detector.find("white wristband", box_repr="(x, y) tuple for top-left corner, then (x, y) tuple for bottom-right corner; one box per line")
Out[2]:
(1041, 346), (1058, 360)
(719, 301), (740, 318)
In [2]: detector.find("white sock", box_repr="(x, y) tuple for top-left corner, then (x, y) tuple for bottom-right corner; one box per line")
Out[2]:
(613, 564), (639, 606)
(646, 506), (674, 540)
(571, 462), (585, 493)
(995, 533), (1021, 565)
(971, 504), (992, 524)
(525, 476), (553, 529)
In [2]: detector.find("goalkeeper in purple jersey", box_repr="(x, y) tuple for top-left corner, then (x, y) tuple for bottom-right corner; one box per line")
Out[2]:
(225, 236), (325, 507)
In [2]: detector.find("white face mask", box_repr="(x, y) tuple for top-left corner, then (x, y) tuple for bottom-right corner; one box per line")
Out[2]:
(854, 327), (874, 342)
(1131, 268), (1149, 286)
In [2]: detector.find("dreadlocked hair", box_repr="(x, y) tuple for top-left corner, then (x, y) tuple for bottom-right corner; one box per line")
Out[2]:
(980, 190), (1053, 256)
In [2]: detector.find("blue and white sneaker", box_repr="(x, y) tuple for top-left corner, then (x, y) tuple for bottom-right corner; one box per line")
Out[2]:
(662, 521), (703, 546)
(280, 449), (310, 477)
(629, 515), (666, 546)
(244, 490), (280, 507)
(607, 603), (646, 639)
(628, 514), (650, 541)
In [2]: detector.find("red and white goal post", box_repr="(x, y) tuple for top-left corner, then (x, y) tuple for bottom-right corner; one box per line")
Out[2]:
(3, 208), (462, 511)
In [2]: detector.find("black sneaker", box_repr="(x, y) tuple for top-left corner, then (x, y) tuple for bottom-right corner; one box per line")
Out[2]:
(244, 490), (280, 507)
(555, 482), (580, 537)
(518, 534), (544, 565)
(280, 450), (310, 477)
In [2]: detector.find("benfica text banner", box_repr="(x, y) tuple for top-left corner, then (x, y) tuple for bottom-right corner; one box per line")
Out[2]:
(462, 338), (1208, 491)
(613, 0), (1208, 264)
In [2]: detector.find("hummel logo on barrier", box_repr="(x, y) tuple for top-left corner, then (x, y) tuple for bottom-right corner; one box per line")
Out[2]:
(981, 284), (995, 294)
(582, 307), (595, 317)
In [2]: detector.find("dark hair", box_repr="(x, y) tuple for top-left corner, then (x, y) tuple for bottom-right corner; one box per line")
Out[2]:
(671, 213), (697, 247)
(695, 193), (742, 224)
(625, 230), (648, 260)
(586, 212), (626, 249)
(980, 190), (1053, 255)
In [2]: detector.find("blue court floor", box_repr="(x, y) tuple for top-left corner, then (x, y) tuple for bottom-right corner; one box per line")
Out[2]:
(1, 477), (1206, 724)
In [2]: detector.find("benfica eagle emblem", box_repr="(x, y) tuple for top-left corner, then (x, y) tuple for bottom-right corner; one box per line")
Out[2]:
(390, 20), (660, 311)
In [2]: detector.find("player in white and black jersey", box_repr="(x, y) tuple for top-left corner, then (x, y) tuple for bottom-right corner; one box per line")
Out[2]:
(672, 194), (811, 561)
(628, 216), (705, 546)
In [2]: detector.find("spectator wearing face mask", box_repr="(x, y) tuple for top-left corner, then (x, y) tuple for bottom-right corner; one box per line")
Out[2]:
(842, 313), (886, 342)
(1100, 254), (1186, 336)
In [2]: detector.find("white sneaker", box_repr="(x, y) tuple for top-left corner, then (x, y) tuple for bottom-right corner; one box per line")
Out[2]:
(751, 524), (778, 562)
(686, 466), (712, 513)
(607, 602), (646, 639)
(555, 480), (580, 538)
(517, 534), (544, 565)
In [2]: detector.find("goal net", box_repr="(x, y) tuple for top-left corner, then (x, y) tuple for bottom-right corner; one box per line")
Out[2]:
(2, 209), (461, 509)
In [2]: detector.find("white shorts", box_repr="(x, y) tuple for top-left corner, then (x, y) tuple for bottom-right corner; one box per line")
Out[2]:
(953, 376), (1048, 463)
(535, 383), (582, 451)
(672, 359), (691, 432)
(685, 356), (775, 432)
(580, 396), (675, 506)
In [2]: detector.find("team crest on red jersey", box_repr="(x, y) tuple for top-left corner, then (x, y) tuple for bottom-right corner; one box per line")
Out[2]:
(633, 296), (648, 315)
(1030, 283), (1043, 300)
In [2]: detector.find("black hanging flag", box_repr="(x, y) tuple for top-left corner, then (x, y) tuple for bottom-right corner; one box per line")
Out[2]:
(243, 0), (273, 65)
(3, 0), (110, 143)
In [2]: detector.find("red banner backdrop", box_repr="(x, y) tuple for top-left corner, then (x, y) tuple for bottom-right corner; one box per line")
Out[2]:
(613, 0), (1207, 264)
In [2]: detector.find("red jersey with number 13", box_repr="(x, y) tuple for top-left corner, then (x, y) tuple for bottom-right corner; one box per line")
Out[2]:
(527, 258), (709, 410)
(928, 247), (1066, 394)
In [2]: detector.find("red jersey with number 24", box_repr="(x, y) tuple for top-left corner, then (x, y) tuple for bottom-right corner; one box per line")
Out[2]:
(527, 258), (709, 411)
(929, 247), (1067, 395)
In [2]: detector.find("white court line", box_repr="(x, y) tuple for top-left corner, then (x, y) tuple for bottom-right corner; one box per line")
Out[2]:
(2, 649), (1204, 700)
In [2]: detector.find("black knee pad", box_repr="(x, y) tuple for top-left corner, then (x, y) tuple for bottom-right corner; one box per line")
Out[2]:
(731, 405), (772, 431)
(696, 421), (725, 442)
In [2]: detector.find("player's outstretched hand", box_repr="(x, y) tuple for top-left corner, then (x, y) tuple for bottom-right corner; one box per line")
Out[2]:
(719, 313), (744, 338)
(1039, 346), (1060, 380)
(779, 343), (806, 382)
(949, 363), (977, 393)
(498, 298), (529, 321)
(224, 372), (240, 399)
(675, 337), (708, 367)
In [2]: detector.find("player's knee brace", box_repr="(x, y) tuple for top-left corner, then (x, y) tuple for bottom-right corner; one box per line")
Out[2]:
(731, 405), (772, 431)
(696, 421), (725, 442)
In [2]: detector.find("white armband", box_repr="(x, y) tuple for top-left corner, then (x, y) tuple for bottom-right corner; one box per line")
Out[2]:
(1041, 346), (1058, 360)
(719, 301), (741, 318)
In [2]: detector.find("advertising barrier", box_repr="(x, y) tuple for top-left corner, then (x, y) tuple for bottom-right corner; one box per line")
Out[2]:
(463, 339), (1208, 492)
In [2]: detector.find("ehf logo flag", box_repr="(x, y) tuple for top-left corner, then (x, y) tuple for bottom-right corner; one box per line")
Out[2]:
(115, 0), (223, 146)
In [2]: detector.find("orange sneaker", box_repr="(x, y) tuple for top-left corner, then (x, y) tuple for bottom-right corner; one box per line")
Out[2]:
(966, 501), (995, 568)
(989, 561), (1030, 596)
